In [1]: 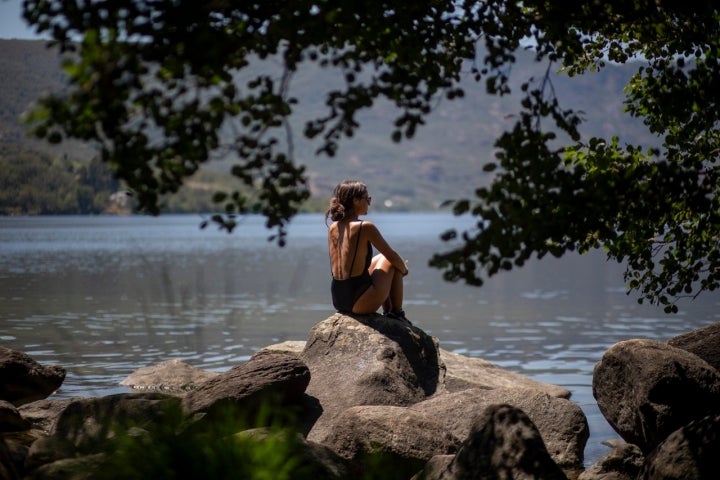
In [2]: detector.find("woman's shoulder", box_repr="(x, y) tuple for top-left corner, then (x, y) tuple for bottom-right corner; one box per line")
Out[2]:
(329, 219), (365, 232)
(359, 220), (380, 235)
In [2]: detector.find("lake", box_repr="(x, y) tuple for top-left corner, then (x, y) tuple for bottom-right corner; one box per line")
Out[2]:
(1, 213), (718, 466)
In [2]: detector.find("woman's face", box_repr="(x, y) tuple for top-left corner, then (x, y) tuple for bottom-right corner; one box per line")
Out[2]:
(354, 191), (371, 216)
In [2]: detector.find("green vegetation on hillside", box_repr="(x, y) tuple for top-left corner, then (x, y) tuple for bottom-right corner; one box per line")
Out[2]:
(0, 147), (118, 215)
(0, 145), (281, 216)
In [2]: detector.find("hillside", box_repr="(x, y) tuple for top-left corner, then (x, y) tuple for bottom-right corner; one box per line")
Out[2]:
(0, 39), (654, 212)
(0, 39), (96, 160)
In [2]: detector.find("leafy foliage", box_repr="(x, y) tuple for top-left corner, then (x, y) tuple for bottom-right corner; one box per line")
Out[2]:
(79, 400), (338, 480)
(428, 1), (720, 311)
(21, 1), (720, 308)
(22, 0), (473, 243)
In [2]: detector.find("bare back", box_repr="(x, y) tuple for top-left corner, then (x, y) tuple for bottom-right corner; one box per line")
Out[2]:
(328, 220), (370, 279)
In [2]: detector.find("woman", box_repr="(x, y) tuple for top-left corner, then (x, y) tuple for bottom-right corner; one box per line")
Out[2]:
(325, 179), (410, 323)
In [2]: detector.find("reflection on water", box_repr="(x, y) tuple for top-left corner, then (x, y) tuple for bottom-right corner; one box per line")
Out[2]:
(1, 213), (718, 466)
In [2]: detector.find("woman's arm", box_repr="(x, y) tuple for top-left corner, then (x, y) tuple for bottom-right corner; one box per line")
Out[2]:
(364, 221), (409, 275)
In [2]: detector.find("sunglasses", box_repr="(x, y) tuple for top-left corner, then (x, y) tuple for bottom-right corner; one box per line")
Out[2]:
(363, 195), (372, 205)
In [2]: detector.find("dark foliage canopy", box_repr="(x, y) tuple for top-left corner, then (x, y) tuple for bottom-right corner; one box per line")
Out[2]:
(23, 0), (720, 310)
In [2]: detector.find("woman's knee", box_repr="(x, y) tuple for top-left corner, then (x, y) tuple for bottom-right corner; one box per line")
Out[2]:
(370, 254), (393, 272)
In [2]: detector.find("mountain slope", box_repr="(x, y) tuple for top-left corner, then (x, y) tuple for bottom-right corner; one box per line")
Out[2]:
(0, 39), (653, 210)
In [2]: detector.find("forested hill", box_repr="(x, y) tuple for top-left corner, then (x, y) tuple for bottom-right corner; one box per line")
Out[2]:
(0, 39), (654, 214)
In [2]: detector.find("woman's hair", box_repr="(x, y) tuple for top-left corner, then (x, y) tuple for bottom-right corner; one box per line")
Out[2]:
(325, 179), (368, 224)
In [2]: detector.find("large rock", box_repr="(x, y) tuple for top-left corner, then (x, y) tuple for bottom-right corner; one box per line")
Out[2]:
(0, 400), (30, 432)
(0, 348), (66, 406)
(440, 349), (570, 398)
(578, 440), (644, 480)
(668, 321), (720, 372)
(120, 359), (218, 393)
(593, 339), (720, 453)
(263, 338), (570, 399)
(52, 393), (180, 453)
(320, 405), (459, 479)
(640, 413), (720, 479)
(262, 340), (307, 355)
(413, 387), (588, 470)
(412, 456), (453, 480)
(24, 453), (106, 480)
(0, 436), (20, 480)
(182, 350), (311, 425)
(25, 436), (78, 474)
(18, 398), (79, 435)
(418, 404), (568, 480)
(24, 392), (180, 473)
(25, 393), (180, 479)
(302, 313), (444, 442)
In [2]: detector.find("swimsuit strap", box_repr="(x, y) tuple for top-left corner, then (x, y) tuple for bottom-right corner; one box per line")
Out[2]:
(347, 221), (364, 275)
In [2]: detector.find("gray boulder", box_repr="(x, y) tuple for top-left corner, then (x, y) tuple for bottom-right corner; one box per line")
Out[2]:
(411, 456), (454, 480)
(265, 315), (582, 477)
(0, 347), (65, 406)
(302, 313), (444, 443)
(24, 453), (106, 480)
(0, 437), (20, 480)
(0, 400), (44, 480)
(668, 321), (720, 372)
(25, 436), (78, 474)
(182, 349), (311, 425)
(18, 398), (79, 435)
(52, 392), (179, 453)
(640, 413), (720, 479)
(120, 359), (219, 393)
(578, 440), (644, 480)
(440, 349), (570, 398)
(263, 337), (570, 398)
(417, 404), (568, 480)
(1, 434), (23, 480)
(593, 339), (720, 453)
(261, 340), (307, 355)
(413, 387), (588, 471)
(0, 400), (30, 432)
(24, 392), (179, 474)
(320, 405), (459, 479)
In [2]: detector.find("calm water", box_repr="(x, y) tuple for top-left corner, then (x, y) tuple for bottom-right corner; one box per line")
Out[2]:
(1, 213), (718, 466)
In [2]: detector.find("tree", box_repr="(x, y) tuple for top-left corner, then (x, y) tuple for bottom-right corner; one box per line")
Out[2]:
(22, 1), (719, 310)
(0, 149), (119, 214)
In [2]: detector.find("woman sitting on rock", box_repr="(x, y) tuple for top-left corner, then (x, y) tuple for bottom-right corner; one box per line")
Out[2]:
(325, 179), (410, 323)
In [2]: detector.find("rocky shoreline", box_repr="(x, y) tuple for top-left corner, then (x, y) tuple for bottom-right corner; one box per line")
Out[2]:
(1, 314), (719, 479)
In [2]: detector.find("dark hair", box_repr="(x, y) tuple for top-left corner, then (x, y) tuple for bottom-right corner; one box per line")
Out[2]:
(325, 179), (368, 224)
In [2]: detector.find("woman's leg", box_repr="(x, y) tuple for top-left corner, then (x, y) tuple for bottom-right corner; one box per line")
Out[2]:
(388, 266), (403, 311)
(376, 255), (394, 312)
(352, 254), (403, 314)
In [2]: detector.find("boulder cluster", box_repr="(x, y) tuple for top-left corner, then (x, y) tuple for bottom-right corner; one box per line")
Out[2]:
(1, 314), (719, 479)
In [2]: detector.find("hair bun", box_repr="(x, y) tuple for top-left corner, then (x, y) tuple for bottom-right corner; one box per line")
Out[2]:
(333, 202), (345, 221)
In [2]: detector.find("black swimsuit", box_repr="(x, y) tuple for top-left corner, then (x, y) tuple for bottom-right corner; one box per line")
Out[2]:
(331, 221), (373, 313)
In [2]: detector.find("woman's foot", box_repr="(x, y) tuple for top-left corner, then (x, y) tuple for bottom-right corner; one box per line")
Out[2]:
(385, 309), (411, 325)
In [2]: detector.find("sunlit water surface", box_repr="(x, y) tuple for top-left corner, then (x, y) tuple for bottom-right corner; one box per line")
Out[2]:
(1, 214), (717, 466)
